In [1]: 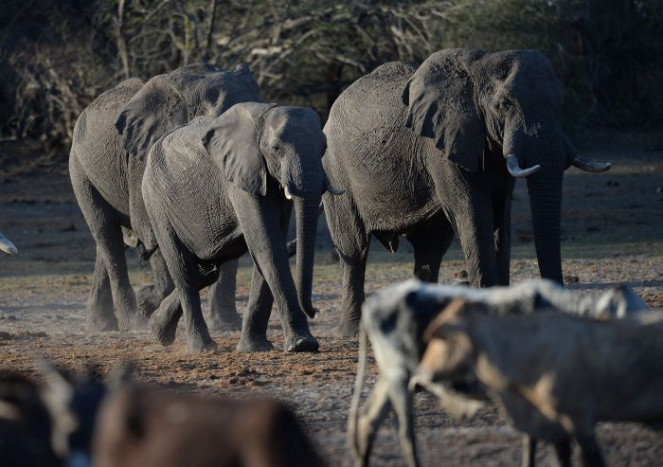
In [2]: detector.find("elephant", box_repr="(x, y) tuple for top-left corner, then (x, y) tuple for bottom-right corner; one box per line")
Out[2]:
(0, 232), (17, 255)
(69, 64), (261, 333)
(322, 49), (610, 336)
(141, 102), (342, 353)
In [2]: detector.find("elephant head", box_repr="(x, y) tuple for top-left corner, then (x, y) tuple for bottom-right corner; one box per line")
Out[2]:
(203, 102), (342, 318)
(403, 49), (610, 283)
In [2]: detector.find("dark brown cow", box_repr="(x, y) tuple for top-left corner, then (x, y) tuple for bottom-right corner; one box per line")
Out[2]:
(93, 384), (325, 467)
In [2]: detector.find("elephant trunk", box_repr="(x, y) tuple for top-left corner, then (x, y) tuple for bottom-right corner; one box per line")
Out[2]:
(294, 195), (321, 319)
(527, 172), (564, 284)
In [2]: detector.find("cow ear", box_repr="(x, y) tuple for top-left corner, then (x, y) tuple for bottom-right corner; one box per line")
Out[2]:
(403, 50), (485, 173)
(203, 102), (275, 196)
(115, 75), (189, 161)
(423, 298), (469, 342)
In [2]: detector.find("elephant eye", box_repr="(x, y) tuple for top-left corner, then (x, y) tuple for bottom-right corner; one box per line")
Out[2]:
(272, 143), (282, 153)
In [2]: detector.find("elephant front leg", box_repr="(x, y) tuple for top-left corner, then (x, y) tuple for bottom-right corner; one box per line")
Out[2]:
(236, 265), (274, 352)
(338, 247), (369, 337)
(207, 259), (242, 331)
(86, 251), (118, 332)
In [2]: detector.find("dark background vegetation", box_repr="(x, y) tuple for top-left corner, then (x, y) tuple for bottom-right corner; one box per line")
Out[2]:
(1, 0), (661, 154)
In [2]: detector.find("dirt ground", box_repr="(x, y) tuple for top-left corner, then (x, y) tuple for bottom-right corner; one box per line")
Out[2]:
(1, 134), (662, 466)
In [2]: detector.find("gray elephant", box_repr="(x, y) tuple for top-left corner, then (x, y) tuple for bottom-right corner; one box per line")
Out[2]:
(322, 50), (610, 336)
(69, 64), (260, 332)
(141, 102), (341, 353)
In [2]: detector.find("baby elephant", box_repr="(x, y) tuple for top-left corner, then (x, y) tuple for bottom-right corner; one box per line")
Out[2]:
(418, 299), (663, 467)
(142, 102), (341, 353)
(92, 384), (325, 467)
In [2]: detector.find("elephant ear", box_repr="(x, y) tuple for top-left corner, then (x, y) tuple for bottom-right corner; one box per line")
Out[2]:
(115, 75), (189, 160)
(203, 102), (276, 196)
(402, 51), (485, 172)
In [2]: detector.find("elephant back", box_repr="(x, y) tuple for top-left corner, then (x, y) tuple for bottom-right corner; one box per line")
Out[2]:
(327, 61), (415, 136)
(116, 64), (262, 165)
(70, 77), (145, 214)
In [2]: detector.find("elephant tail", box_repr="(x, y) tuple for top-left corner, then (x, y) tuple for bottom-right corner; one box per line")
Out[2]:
(348, 321), (368, 457)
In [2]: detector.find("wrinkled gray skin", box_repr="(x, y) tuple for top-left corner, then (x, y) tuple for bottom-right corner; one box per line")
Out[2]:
(69, 64), (261, 332)
(142, 102), (339, 353)
(323, 50), (610, 336)
(349, 279), (648, 467)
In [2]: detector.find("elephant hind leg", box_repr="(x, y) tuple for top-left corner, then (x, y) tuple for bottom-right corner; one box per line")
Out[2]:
(237, 264), (274, 353)
(207, 260), (241, 332)
(136, 248), (175, 319)
(86, 251), (118, 332)
(70, 162), (136, 331)
(406, 223), (454, 283)
(148, 218), (215, 353)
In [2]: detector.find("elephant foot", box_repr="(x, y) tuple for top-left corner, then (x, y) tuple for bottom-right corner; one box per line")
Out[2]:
(236, 335), (274, 353)
(117, 315), (134, 333)
(285, 333), (319, 353)
(136, 285), (160, 318)
(207, 307), (242, 332)
(186, 335), (218, 354)
(334, 322), (359, 338)
(150, 313), (179, 347)
(86, 313), (118, 333)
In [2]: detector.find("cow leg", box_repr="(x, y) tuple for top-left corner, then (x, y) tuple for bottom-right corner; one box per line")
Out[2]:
(576, 434), (605, 467)
(353, 379), (391, 467)
(521, 434), (537, 467)
(387, 377), (419, 467)
(553, 437), (572, 467)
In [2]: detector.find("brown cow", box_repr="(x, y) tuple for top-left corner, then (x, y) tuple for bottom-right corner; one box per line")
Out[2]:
(418, 299), (663, 467)
(93, 384), (325, 467)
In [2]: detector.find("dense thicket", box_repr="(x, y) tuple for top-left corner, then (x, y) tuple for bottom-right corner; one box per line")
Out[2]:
(1, 0), (661, 149)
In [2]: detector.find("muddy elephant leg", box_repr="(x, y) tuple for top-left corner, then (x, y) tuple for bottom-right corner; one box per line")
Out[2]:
(136, 249), (175, 319)
(494, 179), (515, 286)
(149, 289), (182, 346)
(70, 158), (136, 331)
(407, 224), (454, 283)
(86, 251), (118, 332)
(236, 265), (274, 352)
(434, 168), (499, 287)
(207, 259), (241, 331)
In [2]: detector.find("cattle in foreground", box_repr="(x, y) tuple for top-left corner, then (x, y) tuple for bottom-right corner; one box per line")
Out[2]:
(0, 365), (106, 467)
(92, 384), (325, 467)
(348, 279), (649, 467)
(418, 298), (663, 467)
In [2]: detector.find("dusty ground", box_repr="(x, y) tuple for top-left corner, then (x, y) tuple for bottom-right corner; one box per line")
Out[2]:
(1, 134), (662, 466)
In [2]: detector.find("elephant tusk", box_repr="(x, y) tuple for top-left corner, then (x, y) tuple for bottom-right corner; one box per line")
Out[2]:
(0, 233), (17, 255)
(326, 185), (345, 196)
(572, 157), (611, 173)
(505, 154), (541, 178)
(284, 186), (293, 200)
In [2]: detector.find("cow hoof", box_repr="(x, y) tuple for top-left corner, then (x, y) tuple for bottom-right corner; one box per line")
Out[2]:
(236, 337), (273, 353)
(150, 316), (178, 347)
(286, 335), (319, 353)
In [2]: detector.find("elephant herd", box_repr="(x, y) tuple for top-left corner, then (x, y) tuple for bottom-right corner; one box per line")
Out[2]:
(69, 49), (610, 353)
